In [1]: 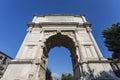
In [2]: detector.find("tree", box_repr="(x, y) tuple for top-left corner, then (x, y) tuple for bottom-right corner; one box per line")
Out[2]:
(61, 73), (74, 80)
(46, 68), (52, 80)
(102, 23), (120, 59)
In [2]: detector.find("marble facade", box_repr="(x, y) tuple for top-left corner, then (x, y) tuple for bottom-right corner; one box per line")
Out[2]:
(1, 14), (119, 80)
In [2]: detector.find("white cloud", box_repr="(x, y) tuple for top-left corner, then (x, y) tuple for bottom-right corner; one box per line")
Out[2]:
(52, 72), (61, 79)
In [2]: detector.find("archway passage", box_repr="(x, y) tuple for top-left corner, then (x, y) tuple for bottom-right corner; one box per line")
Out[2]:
(44, 33), (76, 58)
(47, 46), (73, 79)
(43, 33), (78, 79)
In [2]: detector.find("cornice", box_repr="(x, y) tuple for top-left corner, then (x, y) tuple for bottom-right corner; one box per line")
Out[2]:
(40, 22), (80, 25)
(27, 22), (92, 28)
(27, 22), (42, 28)
(83, 22), (92, 27)
(8, 59), (33, 64)
(79, 59), (113, 64)
(33, 14), (86, 17)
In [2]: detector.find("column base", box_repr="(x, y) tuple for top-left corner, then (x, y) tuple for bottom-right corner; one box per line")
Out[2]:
(79, 59), (120, 80)
(0, 59), (33, 80)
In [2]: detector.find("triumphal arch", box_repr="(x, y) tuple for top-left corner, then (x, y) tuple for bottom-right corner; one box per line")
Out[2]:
(1, 14), (119, 80)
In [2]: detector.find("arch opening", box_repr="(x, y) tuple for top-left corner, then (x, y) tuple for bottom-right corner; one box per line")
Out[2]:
(44, 33), (76, 58)
(42, 33), (79, 79)
(47, 46), (73, 79)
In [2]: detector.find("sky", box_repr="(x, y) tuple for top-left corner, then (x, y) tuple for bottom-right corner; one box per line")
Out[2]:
(0, 0), (120, 79)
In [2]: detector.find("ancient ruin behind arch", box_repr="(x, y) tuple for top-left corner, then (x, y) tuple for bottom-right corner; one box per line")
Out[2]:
(1, 14), (119, 80)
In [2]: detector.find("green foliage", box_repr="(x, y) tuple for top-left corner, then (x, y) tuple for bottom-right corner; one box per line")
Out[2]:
(114, 70), (120, 77)
(102, 23), (120, 59)
(46, 68), (52, 80)
(61, 73), (74, 80)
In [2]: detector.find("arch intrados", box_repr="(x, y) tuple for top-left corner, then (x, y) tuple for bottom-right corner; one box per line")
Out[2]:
(44, 33), (76, 57)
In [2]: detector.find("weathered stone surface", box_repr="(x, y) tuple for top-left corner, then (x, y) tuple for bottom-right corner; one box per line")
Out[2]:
(1, 14), (119, 80)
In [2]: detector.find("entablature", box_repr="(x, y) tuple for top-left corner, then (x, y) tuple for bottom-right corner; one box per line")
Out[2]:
(27, 22), (91, 28)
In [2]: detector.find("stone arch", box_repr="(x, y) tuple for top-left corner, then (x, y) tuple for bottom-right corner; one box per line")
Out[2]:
(1, 15), (119, 80)
(43, 33), (79, 67)
(41, 33), (80, 77)
(43, 33), (76, 58)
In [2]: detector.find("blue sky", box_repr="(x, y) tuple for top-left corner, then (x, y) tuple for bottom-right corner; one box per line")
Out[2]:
(0, 0), (120, 78)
